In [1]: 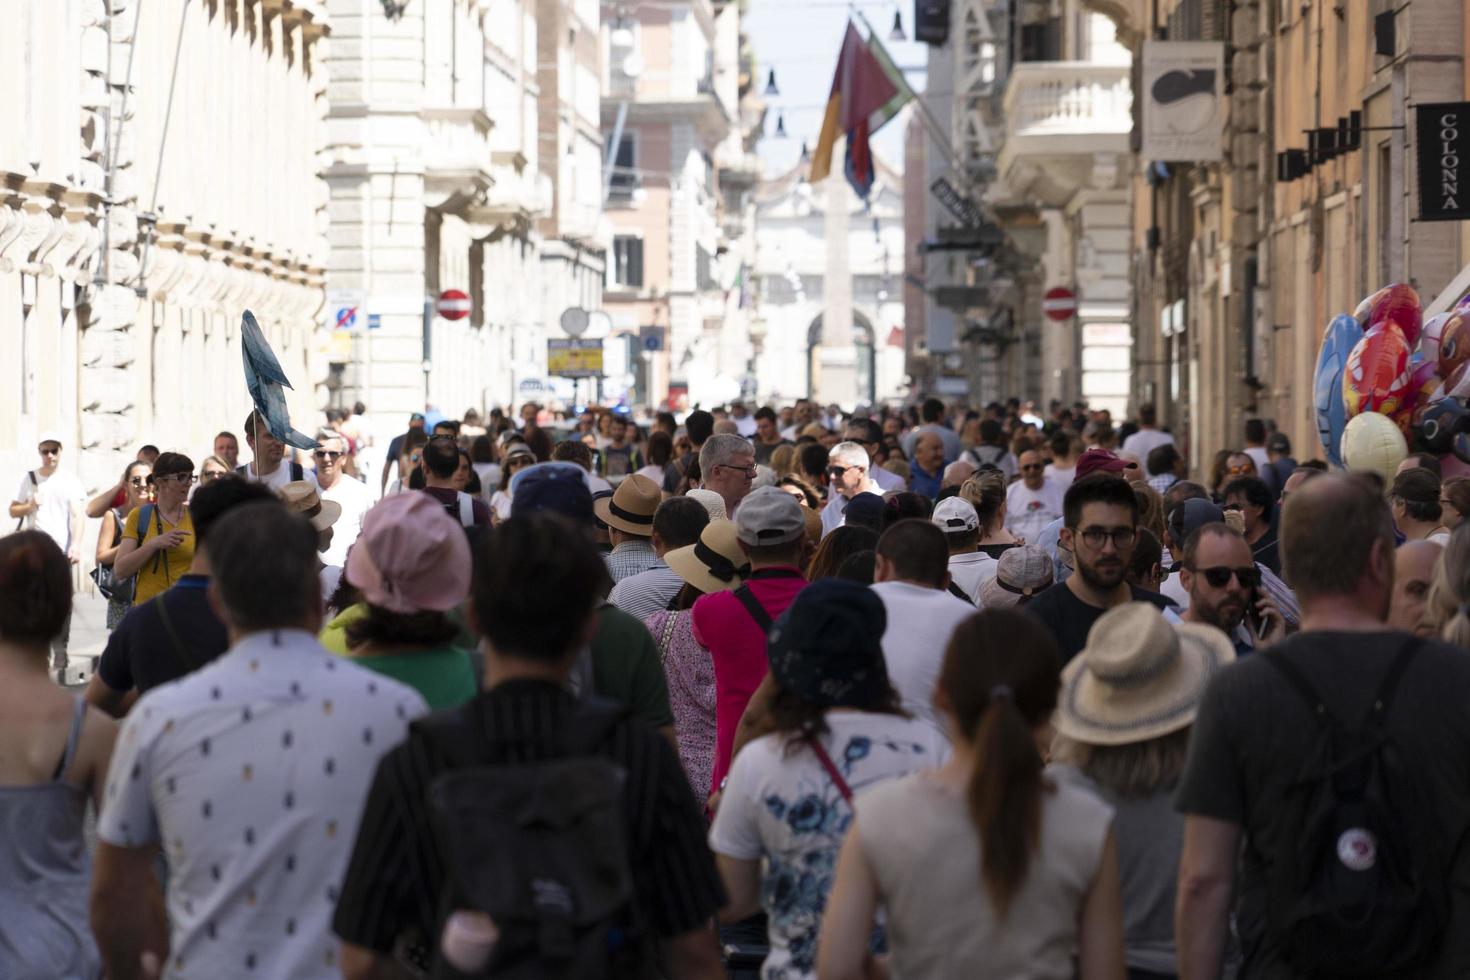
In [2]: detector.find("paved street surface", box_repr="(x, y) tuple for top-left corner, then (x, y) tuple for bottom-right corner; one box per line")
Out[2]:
(60, 586), (108, 690)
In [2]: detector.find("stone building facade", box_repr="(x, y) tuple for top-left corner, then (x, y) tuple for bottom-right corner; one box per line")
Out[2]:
(0, 0), (329, 493)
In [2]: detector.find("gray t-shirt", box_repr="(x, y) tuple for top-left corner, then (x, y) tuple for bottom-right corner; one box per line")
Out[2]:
(1176, 630), (1470, 979)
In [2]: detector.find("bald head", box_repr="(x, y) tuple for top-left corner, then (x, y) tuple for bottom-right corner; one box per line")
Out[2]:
(1282, 472), (1395, 611)
(942, 459), (977, 489)
(913, 431), (944, 473)
(1281, 467), (1320, 500)
(1390, 539), (1443, 636)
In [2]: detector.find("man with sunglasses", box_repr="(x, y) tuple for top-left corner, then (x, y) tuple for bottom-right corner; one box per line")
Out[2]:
(1179, 523), (1285, 656)
(1006, 449), (1064, 543)
(10, 431), (85, 669)
(820, 441), (883, 536)
(1024, 474), (1174, 663)
(313, 432), (373, 568)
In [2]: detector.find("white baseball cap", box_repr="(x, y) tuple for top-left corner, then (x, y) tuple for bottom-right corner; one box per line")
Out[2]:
(932, 496), (980, 534)
(36, 431), (63, 449)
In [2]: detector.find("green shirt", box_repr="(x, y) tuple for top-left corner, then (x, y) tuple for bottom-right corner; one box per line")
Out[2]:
(592, 605), (675, 729)
(352, 646), (478, 711)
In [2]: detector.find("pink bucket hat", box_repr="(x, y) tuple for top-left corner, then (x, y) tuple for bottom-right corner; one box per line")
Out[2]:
(346, 493), (471, 613)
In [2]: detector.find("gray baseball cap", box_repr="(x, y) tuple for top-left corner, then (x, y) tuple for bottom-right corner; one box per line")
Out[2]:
(734, 485), (806, 547)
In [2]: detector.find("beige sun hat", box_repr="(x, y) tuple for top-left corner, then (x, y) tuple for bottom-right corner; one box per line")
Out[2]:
(1055, 601), (1234, 746)
(280, 481), (342, 532)
(665, 519), (748, 595)
(592, 473), (660, 536)
(685, 488), (728, 521)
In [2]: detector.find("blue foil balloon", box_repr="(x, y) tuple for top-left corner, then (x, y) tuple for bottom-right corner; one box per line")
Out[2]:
(1316, 314), (1361, 466)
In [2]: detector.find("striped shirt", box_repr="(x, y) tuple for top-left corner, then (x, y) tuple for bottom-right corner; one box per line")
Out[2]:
(605, 539), (660, 583)
(607, 563), (685, 622)
(331, 679), (724, 956)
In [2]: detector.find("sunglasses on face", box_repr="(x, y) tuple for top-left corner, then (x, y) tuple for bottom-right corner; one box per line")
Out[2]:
(1021, 463), (1044, 472)
(314, 450), (344, 461)
(1227, 465), (1253, 475)
(1190, 565), (1260, 589)
(201, 470), (227, 482)
(39, 447), (59, 457)
(155, 473), (196, 487)
(827, 465), (857, 479)
(1074, 526), (1136, 550)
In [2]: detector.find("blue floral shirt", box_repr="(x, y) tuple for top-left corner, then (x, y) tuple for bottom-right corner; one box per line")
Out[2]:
(709, 712), (949, 979)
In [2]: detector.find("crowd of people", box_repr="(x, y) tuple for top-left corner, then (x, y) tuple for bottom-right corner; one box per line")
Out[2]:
(8, 392), (1470, 979)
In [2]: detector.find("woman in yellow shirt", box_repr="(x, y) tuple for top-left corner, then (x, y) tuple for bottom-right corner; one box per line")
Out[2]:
(113, 452), (196, 604)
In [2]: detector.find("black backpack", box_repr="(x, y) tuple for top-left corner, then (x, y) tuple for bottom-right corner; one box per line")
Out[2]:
(1262, 638), (1450, 976)
(421, 698), (653, 980)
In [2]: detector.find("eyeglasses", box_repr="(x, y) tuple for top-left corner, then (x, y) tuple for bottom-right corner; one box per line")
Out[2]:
(314, 450), (344, 461)
(1189, 565), (1260, 589)
(1074, 525), (1136, 550)
(155, 473), (196, 486)
(718, 464), (758, 477)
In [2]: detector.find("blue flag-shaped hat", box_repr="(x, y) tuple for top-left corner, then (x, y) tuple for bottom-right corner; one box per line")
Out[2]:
(241, 310), (319, 451)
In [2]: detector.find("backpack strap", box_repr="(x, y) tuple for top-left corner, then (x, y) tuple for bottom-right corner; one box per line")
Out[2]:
(1264, 635), (1424, 727)
(732, 584), (773, 633)
(947, 582), (975, 605)
(290, 460), (305, 481)
(1370, 636), (1423, 722)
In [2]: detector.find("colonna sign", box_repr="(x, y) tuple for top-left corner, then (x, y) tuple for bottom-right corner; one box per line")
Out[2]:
(1417, 103), (1470, 222)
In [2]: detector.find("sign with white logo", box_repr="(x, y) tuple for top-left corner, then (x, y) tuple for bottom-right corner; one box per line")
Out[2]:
(1141, 41), (1224, 162)
(1417, 103), (1470, 222)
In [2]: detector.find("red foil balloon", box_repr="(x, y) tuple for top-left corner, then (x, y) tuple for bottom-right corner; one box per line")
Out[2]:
(1354, 283), (1423, 347)
(1344, 324), (1412, 417)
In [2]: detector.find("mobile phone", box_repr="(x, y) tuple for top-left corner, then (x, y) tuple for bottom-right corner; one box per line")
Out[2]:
(1249, 588), (1269, 640)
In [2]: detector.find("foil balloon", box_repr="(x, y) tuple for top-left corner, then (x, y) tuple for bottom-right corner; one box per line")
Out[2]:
(1439, 313), (1470, 380)
(1354, 283), (1423, 347)
(1314, 314), (1361, 465)
(1343, 323), (1412, 417)
(1392, 360), (1442, 432)
(1420, 312), (1450, 366)
(1341, 410), (1409, 482)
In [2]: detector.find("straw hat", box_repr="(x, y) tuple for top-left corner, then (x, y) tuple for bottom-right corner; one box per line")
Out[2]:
(685, 488), (727, 521)
(666, 519), (748, 595)
(592, 473), (661, 536)
(1055, 602), (1234, 746)
(280, 481), (342, 532)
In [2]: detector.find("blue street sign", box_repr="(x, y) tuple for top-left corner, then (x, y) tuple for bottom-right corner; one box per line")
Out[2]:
(367, 313), (382, 330)
(642, 334), (663, 352)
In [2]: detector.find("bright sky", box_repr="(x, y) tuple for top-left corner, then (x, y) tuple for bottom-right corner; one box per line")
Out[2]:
(743, 0), (930, 178)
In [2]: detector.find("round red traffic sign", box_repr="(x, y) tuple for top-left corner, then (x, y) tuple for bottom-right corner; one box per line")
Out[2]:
(437, 288), (472, 321)
(1043, 286), (1077, 322)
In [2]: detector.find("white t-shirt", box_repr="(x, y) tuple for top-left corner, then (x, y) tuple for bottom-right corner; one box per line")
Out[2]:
(240, 460), (303, 491)
(317, 475), (375, 568)
(947, 551), (998, 605)
(1120, 428), (1174, 461)
(733, 415), (757, 438)
(870, 581), (978, 728)
(1244, 446), (1270, 473)
(1005, 479), (1065, 544)
(14, 468), (84, 551)
(1045, 464), (1076, 489)
(708, 712), (950, 980)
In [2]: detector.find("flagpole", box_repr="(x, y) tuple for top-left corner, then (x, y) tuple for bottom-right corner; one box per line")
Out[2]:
(851, 8), (971, 192)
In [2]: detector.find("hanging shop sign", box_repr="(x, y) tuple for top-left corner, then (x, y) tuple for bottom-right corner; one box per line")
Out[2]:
(1417, 103), (1470, 222)
(547, 338), (604, 378)
(1141, 41), (1224, 162)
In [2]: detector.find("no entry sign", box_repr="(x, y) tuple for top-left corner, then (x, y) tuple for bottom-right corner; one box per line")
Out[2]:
(1043, 286), (1078, 321)
(437, 289), (472, 321)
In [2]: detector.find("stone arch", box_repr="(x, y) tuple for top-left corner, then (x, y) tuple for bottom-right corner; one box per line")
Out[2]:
(807, 311), (877, 405)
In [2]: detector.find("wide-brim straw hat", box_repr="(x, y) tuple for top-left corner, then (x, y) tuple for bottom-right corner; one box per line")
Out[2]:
(666, 519), (748, 595)
(280, 481), (342, 532)
(592, 473), (660, 536)
(1055, 601), (1234, 746)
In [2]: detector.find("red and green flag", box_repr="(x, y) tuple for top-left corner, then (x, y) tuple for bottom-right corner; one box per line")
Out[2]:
(809, 21), (913, 198)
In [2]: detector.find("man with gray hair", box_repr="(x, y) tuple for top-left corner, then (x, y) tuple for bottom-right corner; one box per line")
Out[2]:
(699, 433), (756, 517)
(821, 440), (882, 536)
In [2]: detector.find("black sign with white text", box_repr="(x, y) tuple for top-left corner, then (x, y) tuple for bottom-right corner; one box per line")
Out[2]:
(1417, 102), (1470, 222)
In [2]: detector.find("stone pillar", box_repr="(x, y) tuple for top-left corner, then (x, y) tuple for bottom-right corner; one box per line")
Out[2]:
(818, 160), (858, 407)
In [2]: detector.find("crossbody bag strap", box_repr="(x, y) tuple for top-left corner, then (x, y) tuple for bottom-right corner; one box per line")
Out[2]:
(15, 471), (36, 531)
(155, 594), (195, 673)
(732, 584), (773, 633)
(656, 610), (681, 663)
(808, 736), (854, 804)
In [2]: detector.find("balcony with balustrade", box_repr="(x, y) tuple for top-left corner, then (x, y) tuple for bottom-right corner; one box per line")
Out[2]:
(995, 62), (1132, 207)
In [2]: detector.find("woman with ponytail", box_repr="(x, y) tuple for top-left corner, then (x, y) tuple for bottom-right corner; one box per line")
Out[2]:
(818, 610), (1125, 980)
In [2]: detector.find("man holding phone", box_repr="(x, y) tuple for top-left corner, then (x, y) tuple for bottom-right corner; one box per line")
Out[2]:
(1179, 521), (1286, 656)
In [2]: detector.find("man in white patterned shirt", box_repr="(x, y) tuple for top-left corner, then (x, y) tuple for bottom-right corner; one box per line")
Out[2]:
(92, 499), (426, 980)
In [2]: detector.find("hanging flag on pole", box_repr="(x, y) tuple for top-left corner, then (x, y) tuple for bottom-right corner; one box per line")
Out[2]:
(809, 21), (914, 199)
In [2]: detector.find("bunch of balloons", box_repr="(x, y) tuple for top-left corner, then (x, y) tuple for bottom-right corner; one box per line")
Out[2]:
(1316, 283), (1470, 475)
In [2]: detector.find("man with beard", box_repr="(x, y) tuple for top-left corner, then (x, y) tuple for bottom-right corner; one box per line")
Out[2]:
(1179, 522), (1286, 656)
(1024, 474), (1172, 663)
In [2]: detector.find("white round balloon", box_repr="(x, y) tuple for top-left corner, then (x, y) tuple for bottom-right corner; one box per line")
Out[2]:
(1340, 411), (1408, 481)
